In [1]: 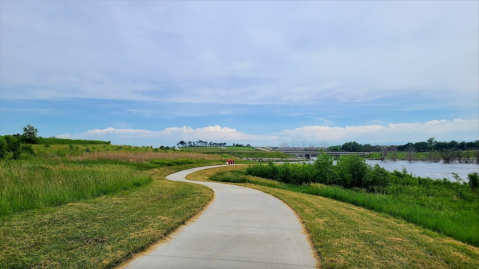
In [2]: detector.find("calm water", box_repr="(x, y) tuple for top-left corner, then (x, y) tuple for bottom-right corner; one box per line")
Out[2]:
(307, 159), (479, 182)
(365, 160), (479, 182)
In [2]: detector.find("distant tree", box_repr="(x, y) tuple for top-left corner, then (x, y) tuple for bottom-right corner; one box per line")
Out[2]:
(22, 124), (39, 144)
(448, 140), (459, 150)
(413, 142), (429, 152)
(0, 136), (7, 159)
(327, 145), (342, 152)
(377, 145), (393, 161)
(406, 145), (416, 162)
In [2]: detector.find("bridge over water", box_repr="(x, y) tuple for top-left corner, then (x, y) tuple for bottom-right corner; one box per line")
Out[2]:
(279, 151), (369, 159)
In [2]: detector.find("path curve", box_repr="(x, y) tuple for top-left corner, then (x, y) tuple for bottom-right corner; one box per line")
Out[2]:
(124, 165), (317, 269)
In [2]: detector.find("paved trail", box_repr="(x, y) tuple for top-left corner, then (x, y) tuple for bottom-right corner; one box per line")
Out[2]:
(124, 165), (317, 269)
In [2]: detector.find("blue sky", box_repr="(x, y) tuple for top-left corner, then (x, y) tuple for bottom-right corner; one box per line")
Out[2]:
(0, 1), (478, 147)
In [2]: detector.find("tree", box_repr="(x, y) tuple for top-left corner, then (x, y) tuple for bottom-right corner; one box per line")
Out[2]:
(377, 145), (393, 161)
(22, 124), (39, 144)
(0, 136), (7, 159)
(406, 145), (416, 162)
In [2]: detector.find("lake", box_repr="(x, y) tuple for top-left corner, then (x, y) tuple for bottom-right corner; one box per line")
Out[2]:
(365, 160), (478, 182)
(307, 159), (479, 182)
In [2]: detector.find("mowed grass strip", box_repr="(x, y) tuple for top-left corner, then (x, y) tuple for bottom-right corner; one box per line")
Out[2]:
(0, 166), (213, 269)
(187, 167), (479, 269)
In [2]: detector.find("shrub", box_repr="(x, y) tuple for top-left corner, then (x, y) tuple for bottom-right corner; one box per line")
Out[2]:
(365, 164), (390, 190)
(468, 172), (479, 191)
(313, 151), (336, 184)
(335, 155), (369, 188)
(4, 136), (22, 160)
(0, 137), (7, 159)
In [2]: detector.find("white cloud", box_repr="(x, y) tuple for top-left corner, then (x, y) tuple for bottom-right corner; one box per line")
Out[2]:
(279, 119), (479, 144)
(57, 125), (277, 146)
(56, 119), (478, 147)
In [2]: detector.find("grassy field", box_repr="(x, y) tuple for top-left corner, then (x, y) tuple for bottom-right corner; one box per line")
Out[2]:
(180, 146), (292, 159)
(0, 143), (234, 268)
(187, 166), (479, 268)
(0, 165), (214, 268)
(0, 161), (152, 216)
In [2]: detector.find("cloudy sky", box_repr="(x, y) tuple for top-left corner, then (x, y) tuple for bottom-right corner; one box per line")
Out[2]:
(0, 1), (477, 146)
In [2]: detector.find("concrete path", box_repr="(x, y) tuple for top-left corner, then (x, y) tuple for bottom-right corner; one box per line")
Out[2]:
(124, 165), (317, 269)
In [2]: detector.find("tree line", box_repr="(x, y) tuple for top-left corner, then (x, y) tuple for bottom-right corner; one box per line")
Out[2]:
(328, 138), (479, 152)
(176, 140), (252, 148)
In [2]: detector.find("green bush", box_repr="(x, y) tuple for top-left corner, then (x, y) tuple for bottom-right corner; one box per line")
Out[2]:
(4, 136), (22, 160)
(366, 164), (390, 190)
(336, 155), (369, 188)
(246, 154), (390, 190)
(313, 151), (336, 184)
(468, 172), (479, 191)
(0, 137), (7, 159)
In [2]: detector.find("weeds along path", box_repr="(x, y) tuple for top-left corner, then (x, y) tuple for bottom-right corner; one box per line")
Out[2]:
(123, 165), (318, 269)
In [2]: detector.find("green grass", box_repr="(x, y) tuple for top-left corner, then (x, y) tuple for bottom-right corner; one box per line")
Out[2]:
(187, 166), (479, 268)
(179, 146), (292, 159)
(37, 137), (110, 145)
(0, 160), (152, 216)
(0, 144), (230, 268)
(0, 165), (214, 269)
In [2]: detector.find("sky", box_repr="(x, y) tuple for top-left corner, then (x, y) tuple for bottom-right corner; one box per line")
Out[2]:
(0, 1), (478, 147)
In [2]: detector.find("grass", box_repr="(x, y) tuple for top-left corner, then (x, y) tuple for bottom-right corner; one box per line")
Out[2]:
(1, 143), (228, 268)
(180, 146), (292, 159)
(69, 151), (226, 162)
(38, 137), (110, 145)
(187, 167), (479, 268)
(0, 161), (152, 216)
(0, 165), (214, 269)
